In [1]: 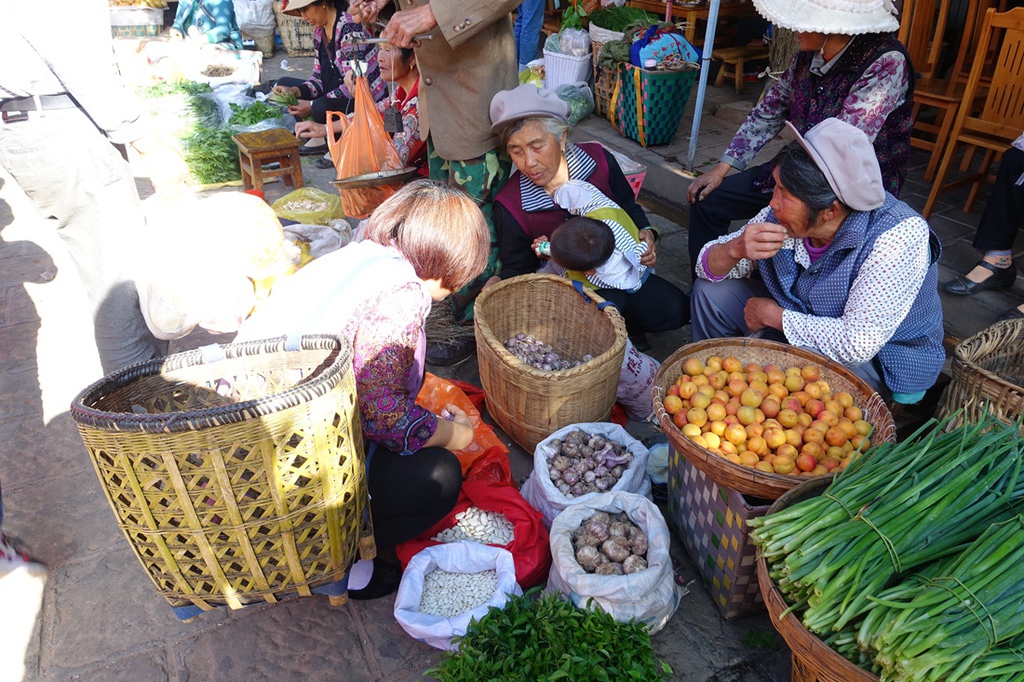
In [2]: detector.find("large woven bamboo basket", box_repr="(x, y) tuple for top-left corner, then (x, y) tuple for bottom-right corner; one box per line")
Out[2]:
(756, 478), (880, 682)
(936, 318), (1024, 434)
(70, 335), (372, 614)
(474, 274), (627, 452)
(272, 1), (314, 57)
(652, 339), (895, 500)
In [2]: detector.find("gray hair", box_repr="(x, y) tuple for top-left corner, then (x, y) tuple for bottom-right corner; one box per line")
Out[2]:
(777, 143), (844, 225)
(498, 116), (570, 150)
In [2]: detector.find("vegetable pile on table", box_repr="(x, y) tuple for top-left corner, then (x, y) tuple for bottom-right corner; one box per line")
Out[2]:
(228, 101), (283, 127)
(750, 415), (1024, 681)
(543, 429), (633, 498)
(425, 589), (671, 681)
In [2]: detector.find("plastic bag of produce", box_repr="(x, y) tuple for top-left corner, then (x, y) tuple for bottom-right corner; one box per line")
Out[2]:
(617, 337), (659, 421)
(397, 450), (551, 589)
(394, 543), (522, 650)
(559, 28), (592, 57)
(271, 187), (345, 225)
(547, 491), (680, 633)
(556, 82), (594, 126)
(519, 59), (545, 87)
(415, 373), (509, 474)
(520, 423), (651, 528)
(233, 0), (276, 37)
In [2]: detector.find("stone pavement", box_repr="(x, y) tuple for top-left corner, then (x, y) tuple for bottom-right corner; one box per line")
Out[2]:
(1, 49), (1021, 682)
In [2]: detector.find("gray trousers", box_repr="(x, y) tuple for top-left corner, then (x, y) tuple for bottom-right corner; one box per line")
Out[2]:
(690, 278), (889, 399)
(0, 107), (166, 373)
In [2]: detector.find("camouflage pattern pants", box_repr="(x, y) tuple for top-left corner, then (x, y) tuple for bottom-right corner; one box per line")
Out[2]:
(427, 138), (511, 322)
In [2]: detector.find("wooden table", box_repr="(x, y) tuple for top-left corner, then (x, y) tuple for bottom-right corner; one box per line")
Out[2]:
(626, 0), (756, 47)
(232, 127), (304, 194)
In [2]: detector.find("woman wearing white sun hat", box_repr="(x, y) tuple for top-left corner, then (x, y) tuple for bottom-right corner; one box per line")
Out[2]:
(686, 0), (913, 274)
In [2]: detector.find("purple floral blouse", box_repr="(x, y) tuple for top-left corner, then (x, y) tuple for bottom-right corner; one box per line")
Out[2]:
(722, 48), (909, 170)
(304, 12), (386, 103)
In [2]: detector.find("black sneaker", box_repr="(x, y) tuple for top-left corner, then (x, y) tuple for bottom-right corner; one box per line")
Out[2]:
(426, 336), (476, 366)
(348, 558), (402, 600)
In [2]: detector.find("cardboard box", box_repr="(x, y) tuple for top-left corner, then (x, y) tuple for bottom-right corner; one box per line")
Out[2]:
(666, 450), (771, 619)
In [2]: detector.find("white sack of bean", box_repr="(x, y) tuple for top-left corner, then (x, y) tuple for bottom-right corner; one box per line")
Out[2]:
(394, 542), (522, 651)
(520, 422), (651, 528)
(546, 491), (681, 634)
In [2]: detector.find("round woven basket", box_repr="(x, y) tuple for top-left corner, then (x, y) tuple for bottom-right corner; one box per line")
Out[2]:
(756, 478), (880, 682)
(70, 335), (372, 613)
(936, 318), (1024, 434)
(652, 339), (895, 500)
(474, 274), (627, 452)
(272, 0), (314, 57)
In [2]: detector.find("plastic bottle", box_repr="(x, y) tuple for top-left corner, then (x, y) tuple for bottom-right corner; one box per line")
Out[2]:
(644, 58), (657, 70)
(536, 241), (551, 257)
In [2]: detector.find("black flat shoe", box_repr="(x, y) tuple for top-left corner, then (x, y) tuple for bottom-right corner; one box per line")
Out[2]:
(314, 156), (334, 169)
(628, 332), (652, 353)
(298, 142), (328, 156)
(348, 558), (402, 600)
(997, 307), (1024, 322)
(943, 261), (1017, 295)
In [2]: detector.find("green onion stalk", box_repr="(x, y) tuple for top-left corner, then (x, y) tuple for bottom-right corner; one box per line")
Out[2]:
(750, 416), (1024, 637)
(856, 516), (1024, 682)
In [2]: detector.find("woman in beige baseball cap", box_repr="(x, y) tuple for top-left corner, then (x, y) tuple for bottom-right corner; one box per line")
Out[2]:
(686, 0), (914, 280)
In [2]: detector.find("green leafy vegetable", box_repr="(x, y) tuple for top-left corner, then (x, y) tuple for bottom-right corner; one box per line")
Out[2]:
(137, 79), (212, 99)
(181, 126), (240, 185)
(228, 101), (283, 127)
(560, 0), (587, 30)
(425, 589), (671, 682)
(588, 7), (659, 33)
(267, 90), (299, 107)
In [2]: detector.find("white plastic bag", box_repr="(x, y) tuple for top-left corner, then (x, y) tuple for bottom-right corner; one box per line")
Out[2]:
(394, 543), (522, 651)
(547, 491), (681, 634)
(233, 0), (276, 37)
(282, 220), (352, 258)
(559, 28), (591, 57)
(520, 422), (651, 528)
(617, 337), (660, 421)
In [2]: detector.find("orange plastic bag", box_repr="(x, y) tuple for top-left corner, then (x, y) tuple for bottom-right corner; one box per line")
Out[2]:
(415, 373), (509, 474)
(326, 71), (405, 219)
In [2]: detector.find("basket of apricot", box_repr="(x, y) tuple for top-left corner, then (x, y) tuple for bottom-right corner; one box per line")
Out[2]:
(652, 338), (895, 500)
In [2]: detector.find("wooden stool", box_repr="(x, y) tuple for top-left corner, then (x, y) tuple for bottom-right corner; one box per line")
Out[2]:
(232, 128), (304, 194)
(712, 44), (771, 94)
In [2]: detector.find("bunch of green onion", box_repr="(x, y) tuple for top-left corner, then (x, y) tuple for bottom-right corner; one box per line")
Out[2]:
(857, 516), (1024, 681)
(750, 416), (1024, 638)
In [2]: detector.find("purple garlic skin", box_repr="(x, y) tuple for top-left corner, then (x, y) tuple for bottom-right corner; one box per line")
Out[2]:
(595, 562), (623, 576)
(584, 519), (609, 542)
(576, 544), (603, 573)
(623, 555), (648, 575)
(609, 521), (631, 539)
(551, 455), (570, 472)
(601, 537), (631, 563)
(562, 468), (579, 485)
(589, 511), (611, 525)
(630, 532), (649, 557)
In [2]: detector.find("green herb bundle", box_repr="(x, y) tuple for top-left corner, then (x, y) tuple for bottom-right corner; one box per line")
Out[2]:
(181, 127), (240, 185)
(587, 6), (659, 32)
(750, 415), (1024, 636)
(137, 79), (212, 99)
(228, 101), (284, 127)
(267, 90), (299, 107)
(425, 589), (671, 682)
(857, 516), (1024, 681)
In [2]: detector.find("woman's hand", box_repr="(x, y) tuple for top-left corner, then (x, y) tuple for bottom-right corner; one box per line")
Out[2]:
(531, 235), (550, 258)
(730, 222), (788, 262)
(639, 229), (657, 267)
(428, 404), (474, 452)
(273, 85), (301, 97)
(343, 70), (356, 93)
(687, 162), (731, 204)
(287, 100), (313, 118)
(744, 297), (783, 333)
(294, 120), (327, 139)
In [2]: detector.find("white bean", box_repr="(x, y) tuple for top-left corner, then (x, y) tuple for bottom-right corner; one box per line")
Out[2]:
(431, 506), (515, 546)
(418, 568), (499, 617)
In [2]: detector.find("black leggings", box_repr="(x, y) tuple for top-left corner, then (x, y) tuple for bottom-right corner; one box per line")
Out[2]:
(973, 146), (1024, 252)
(367, 444), (462, 551)
(687, 164), (772, 273)
(596, 273), (691, 336)
(274, 76), (353, 125)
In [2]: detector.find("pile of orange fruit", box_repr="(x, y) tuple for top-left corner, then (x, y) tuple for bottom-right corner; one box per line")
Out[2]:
(661, 356), (875, 477)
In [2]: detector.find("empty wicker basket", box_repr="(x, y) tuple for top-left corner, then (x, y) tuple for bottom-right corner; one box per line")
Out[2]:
(936, 318), (1024, 434)
(70, 335), (372, 618)
(272, 1), (314, 57)
(474, 274), (627, 452)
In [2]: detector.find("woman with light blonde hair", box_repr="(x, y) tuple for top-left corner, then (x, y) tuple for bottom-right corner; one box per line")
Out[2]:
(236, 179), (489, 598)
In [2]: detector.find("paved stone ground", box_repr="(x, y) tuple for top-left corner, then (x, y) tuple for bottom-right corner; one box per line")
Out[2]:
(1, 45), (1021, 682)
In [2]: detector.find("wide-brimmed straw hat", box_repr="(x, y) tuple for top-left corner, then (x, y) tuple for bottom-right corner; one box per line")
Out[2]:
(752, 0), (899, 35)
(281, 0), (320, 17)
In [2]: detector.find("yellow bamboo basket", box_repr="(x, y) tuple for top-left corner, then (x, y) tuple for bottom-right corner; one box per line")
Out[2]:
(936, 318), (1024, 434)
(272, 1), (314, 57)
(474, 274), (627, 452)
(757, 478), (880, 682)
(652, 339), (895, 500)
(70, 335), (372, 615)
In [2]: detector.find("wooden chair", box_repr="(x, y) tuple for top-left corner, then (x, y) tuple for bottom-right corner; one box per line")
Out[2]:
(903, 0), (993, 182)
(922, 6), (1024, 218)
